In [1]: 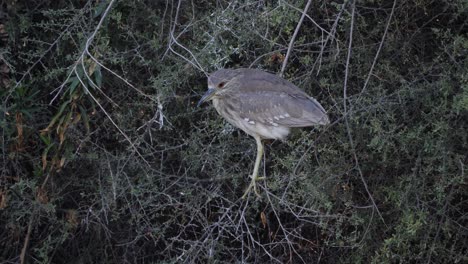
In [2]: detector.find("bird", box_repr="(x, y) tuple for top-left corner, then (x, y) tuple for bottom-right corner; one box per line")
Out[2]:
(197, 68), (329, 199)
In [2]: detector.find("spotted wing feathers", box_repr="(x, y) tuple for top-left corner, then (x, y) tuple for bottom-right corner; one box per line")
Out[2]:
(236, 91), (329, 128)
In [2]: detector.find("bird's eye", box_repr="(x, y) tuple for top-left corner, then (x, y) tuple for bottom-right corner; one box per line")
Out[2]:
(218, 82), (226, 89)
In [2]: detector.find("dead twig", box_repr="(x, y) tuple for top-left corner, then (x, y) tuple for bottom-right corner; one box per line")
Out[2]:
(355, 0), (397, 106)
(49, 0), (151, 167)
(342, 1), (386, 225)
(166, 0), (206, 74)
(312, 2), (347, 75)
(20, 208), (36, 264)
(280, 0), (313, 77)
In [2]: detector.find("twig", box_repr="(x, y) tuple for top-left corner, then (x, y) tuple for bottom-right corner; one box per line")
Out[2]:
(280, 0), (313, 77)
(50, 0), (151, 166)
(86, 52), (155, 102)
(74, 67), (150, 167)
(282, 1), (332, 37)
(342, 1), (386, 225)
(426, 183), (454, 264)
(20, 208), (36, 264)
(12, 2), (90, 91)
(312, 2), (347, 75)
(50, 0), (117, 104)
(166, 0), (206, 74)
(249, 41), (325, 68)
(355, 0), (397, 105)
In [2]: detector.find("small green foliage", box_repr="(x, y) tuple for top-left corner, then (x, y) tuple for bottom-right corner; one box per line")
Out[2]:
(372, 211), (428, 263)
(1, 0), (467, 263)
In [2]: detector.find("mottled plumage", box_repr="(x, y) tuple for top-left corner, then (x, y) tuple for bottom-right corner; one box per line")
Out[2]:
(198, 68), (329, 198)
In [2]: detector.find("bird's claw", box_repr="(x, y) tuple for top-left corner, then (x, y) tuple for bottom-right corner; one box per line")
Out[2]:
(241, 175), (264, 199)
(248, 175), (265, 181)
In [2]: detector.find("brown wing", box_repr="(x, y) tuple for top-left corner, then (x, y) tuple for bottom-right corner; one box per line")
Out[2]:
(233, 91), (329, 127)
(231, 69), (311, 95)
(226, 69), (329, 127)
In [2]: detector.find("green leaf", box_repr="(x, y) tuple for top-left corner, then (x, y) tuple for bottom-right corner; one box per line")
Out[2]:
(79, 105), (90, 133)
(69, 77), (80, 94)
(47, 100), (71, 129)
(94, 65), (102, 87)
(20, 109), (33, 119)
(39, 133), (51, 145)
(93, 1), (107, 18)
(43, 141), (55, 158)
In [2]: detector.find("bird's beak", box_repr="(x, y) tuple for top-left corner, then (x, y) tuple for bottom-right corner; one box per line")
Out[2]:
(197, 88), (216, 107)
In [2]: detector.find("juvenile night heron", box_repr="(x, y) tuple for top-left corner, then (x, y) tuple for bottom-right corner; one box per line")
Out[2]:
(198, 68), (329, 199)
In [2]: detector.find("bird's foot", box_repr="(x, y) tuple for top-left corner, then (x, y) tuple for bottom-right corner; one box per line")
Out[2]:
(241, 175), (264, 199)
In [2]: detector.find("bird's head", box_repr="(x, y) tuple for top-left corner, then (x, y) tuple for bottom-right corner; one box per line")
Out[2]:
(197, 69), (239, 107)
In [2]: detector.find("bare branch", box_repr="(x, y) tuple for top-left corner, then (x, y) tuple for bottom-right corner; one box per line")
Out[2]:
(354, 0), (397, 106)
(12, 3), (90, 90)
(342, 1), (386, 225)
(280, 0), (312, 77)
(166, 0), (206, 74)
(312, 2), (347, 75)
(19, 209), (36, 264)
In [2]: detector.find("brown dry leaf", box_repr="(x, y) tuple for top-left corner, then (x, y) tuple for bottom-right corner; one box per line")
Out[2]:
(0, 24), (7, 42)
(56, 157), (66, 172)
(2, 78), (9, 89)
(260, 211), (267, 229)
(59, 157), (65, 169)
(88, 63), (96, 76)
(342, 183), (350, 192)
(37, 187), (48, 204)
(42, 151), (48, 171)
(39, 127), (50, 135)
(66, 209), (79, 228)
(58, 127), (66, 145)
(268, 53), (285, 64)
(0, 63), (9, 74)
(51, 156), (59, 171)
(0, 189), (7, 209)
(72, 113), (81, 124)
(15, 112), (23, 150)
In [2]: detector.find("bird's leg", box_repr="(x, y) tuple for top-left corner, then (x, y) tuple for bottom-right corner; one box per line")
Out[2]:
(242, 136), (264, 199)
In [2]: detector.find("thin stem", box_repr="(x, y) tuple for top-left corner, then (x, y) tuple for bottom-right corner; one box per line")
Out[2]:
(280, 0), (313, 77)
(343, 1), (386, 225)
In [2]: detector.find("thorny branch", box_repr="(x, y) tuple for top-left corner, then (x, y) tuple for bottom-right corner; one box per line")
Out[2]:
(4, 1), (466, 263)
(50, 0), (151, 166)
(342, 1), (386, 225)
(166, 0), (206, 74)
(280, 0), (313, 76)
(354, 0), (397, 106)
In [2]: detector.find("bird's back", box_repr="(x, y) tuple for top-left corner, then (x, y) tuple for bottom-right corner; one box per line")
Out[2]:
(225, 69), (329, 124)
(212, 68), (329, 139)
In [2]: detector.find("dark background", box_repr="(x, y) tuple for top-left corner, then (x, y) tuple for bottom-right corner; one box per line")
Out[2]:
(1, 0), (467, 263)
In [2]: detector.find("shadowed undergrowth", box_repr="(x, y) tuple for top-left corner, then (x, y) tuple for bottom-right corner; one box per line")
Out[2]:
(1, 0), (467, 263)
